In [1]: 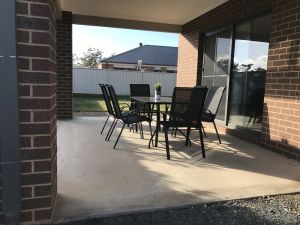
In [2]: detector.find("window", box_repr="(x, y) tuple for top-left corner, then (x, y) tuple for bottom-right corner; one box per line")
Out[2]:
(228, 15), (271, 132)
(201, 14), (271, 133)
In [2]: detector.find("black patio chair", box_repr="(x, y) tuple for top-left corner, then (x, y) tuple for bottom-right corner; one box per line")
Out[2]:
(150, 87), (207, 160)
(201, 86), (226, 144)
(99, 84), (131, 141)
(99, 84), (115, 135)
(129, 84), (152, 133)
(106, 84), (153, 149)
(129, 83), (158, 118)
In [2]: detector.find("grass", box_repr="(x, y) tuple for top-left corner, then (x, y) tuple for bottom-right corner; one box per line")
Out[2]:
(73, 94), (131, 112)
(74, 94), (168, 112)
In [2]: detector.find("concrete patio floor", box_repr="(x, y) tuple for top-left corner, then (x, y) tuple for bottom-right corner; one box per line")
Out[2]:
(53, 116), (300, 223)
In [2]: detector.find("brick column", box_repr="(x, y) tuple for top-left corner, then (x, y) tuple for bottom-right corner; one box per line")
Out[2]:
(57, 11), (73, 119)
(16, 0), (59, 223)
(261, 0), (300, 160)
(176, 32), (200, 87)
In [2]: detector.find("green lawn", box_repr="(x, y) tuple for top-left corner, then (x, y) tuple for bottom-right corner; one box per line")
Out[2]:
(73, 94), (131, 112)
(74, 94), (168, 112)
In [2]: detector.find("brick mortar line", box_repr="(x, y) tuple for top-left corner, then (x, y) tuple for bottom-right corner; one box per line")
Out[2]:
(17, 56), (56, 64)
(20, 121), (52, 125)
(17, 42), (56, 53)
(20, 132), (56, 139)
(19, 69), (56, 74)
(17, 0), (48, 6)
(19, 83), (57, 87)
(16, 13), (50, 20)
(20, 104), (57, 112)
(19, 93), (56, 99)
(17, 28), (52, 36)
(20, 133), (57, 149)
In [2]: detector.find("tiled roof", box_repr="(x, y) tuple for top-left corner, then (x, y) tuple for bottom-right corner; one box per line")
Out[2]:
(101, 45), (178, 66)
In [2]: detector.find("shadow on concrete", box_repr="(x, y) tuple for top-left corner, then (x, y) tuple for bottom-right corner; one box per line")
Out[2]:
(53, 117), (300, 224)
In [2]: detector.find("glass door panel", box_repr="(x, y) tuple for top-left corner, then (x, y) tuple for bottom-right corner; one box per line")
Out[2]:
(229, 15), (271, 132)
(202, 28), (232, 121)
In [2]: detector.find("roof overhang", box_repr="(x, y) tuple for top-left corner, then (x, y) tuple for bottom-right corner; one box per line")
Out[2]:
(58, 0), (229, 32)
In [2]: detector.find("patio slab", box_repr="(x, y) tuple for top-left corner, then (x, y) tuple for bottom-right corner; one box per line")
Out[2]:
(53, 116), (300, 223)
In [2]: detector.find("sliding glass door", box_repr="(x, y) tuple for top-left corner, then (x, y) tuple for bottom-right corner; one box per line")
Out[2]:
(202, 28), (232, 121)
(228, 15), (271, 132)
(202, 14), (271, 133)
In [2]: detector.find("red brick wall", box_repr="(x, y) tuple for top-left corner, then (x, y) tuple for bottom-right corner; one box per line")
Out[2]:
(177, 0), (272, 86)
(261, 0), (300, 160)
(57, 11), (73, 119)
(16, 0), (59, 223)
(176, 32), (199, 86)
(177, 0), (300, 160)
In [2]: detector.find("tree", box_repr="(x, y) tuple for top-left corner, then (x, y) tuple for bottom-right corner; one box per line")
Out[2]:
(72, 54), (81, 67)
(79, 48), (103, 68)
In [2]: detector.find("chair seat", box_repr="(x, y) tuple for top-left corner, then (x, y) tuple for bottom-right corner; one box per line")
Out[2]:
(123, 115), (150, 124)
(201, 111), (213, 122)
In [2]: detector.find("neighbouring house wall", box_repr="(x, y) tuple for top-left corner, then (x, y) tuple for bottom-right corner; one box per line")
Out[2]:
(16, 0), (59, 223)
(261, 0), (300, 160)
(177, 0), (272, 87)
(57, 11), (73, 119)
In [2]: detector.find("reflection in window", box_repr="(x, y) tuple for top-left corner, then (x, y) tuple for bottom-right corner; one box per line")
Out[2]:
(202, 29), (231, 121)
(215, 30), (231, 75)
(229, 15), (271, 132)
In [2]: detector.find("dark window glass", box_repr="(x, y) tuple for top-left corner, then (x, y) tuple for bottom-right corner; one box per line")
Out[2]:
(203, 35), (216, 76)
(229, 15), (271, 132)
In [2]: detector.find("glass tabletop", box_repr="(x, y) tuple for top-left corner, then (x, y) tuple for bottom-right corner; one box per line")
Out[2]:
(131, 96), (172, 104)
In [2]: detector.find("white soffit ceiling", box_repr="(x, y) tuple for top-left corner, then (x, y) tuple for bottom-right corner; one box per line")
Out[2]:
(59, 0), (229, 25)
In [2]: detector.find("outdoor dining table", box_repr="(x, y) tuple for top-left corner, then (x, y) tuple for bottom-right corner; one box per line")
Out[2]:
(130, 96), (172, 147)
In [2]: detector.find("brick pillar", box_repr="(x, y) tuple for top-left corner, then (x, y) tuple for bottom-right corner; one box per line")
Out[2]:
(16, 0), (59, 223)
(177, 32), (200, 87)
(261, 0), (300, 160)
(57, 11), (73, 119)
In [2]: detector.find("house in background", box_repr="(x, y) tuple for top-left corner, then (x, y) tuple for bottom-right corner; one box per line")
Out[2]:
(99, 43), (178, 73)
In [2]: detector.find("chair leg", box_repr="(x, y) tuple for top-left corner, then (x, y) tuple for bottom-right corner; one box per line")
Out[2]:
(105, 118), (116, 141)
(140, 123), (144, 139)
(174, 128), (178, 137)
(113, 123), (125, 149)
(185, 127), (191, 146)
(148, 122), (154, 147)
(101, 115), (110, 134)
(213, 120), (221, 144)
(201, 122), (207, 137)
(176, 128), (192, 146)
(164, 127), (170, 160)
(108, 119), (118, 141)
(199, 128), (205, 158)
(148, 129), (156, 148)
(171, 126), (175, 137)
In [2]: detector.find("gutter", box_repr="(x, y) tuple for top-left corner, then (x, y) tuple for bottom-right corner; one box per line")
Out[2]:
(0, 1), (21, 225)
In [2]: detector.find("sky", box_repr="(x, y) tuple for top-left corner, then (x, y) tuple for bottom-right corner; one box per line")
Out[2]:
(234, 40), (269, 70)
(73, 25), (179, 58)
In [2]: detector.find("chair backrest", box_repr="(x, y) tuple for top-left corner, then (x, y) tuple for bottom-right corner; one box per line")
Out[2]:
(203, 86), (226, 119)
(99, 84), (114, 116)
(184, 87), (208, 125)
(106, 84), (123, 119)
(130, 84), (150, 97)
(169, 87), (194, 120)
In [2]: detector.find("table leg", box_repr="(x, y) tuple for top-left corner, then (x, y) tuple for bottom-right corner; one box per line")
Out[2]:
(155, 105), (160, 147)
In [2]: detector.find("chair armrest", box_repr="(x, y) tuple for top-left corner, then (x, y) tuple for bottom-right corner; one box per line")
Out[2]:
(120, 103), (130, 111)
